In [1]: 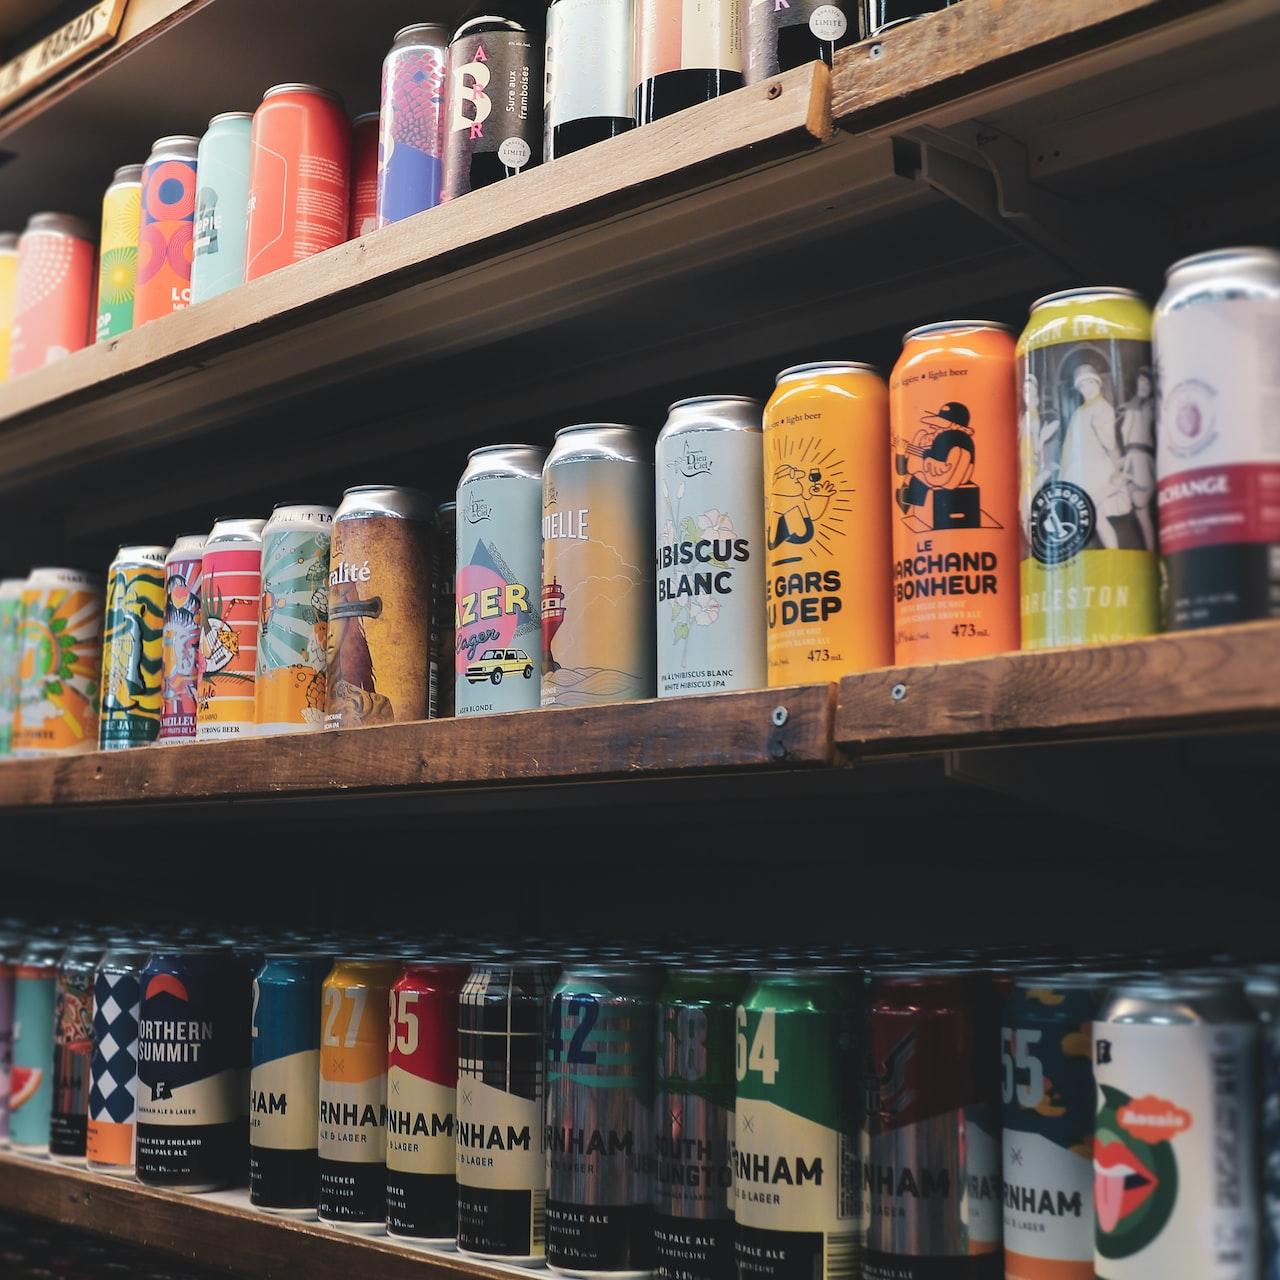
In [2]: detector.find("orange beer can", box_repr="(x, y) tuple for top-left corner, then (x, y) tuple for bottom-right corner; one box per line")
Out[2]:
(763, 361), (893, 683)
(134, 136), (199, 326)
(349, 112), (379, 239)
(246, 84), (351, 282)
(889, 321), (1020, 662)
(7, 213), (95, 377)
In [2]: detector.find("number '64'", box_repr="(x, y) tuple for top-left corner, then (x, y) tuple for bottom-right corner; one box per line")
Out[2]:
(735, 1007), (780, 1084)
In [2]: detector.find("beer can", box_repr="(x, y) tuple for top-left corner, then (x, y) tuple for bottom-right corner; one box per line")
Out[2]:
(735, 968), (857, 1280)
(158, 534), (205, 744)
(377, 23), (449, 226)
(1246, 966), (1280, 1280)
(744, 0), (857, 83)
(763, 362), (892, 682)
(197, 517), (266, 740)
(656, 396), (765, 698)
(541, 425), (655, 708)
(349, 112), (379, 239)
(443, 11), (543, 200)
(1018, 289), (1158, 647)
(98, 544), (168, 751)
(0, 577), (23, 757)
(544, 0), (634, 160)
(86, 943), (153, 1177)
(318, 956), (401, 1231)
(136, 947), (246, 1191)
(246, 84), (351, 281)
(547, 965), (655, 1276)
(325, 485), (434, 729)
(655, 967), (745, 1280)
(255, 504), (335, 736)
(135, 136), (199, 326)
(1155, 246), (1280, 629)
(0, 230), (17, 380)
(890, 322), (1021, 662)
(9, 940), (62, 1153)
(634, 0), (743, 124)
(1001, 973), (1111, 1279)
(48, 941), (102, 1163)
(0, 937), (15, 1143)
(12, 567), (101, 757)
(455, 444), (546, 717)
(7, 213), (95, 376)
(866, 0), (957, 34)
(190, 112), (253, 304)
(430, 500), (457, 719)
(457, 960), (559, 1263)
(250, 952), (332, 1215)
(95, 164), (143, 342)
(1093, 975), (1259, 1279)
(387, 961), (470, 1243)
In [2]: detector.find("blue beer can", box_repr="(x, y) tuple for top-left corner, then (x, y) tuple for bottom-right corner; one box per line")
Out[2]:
(9, 939), (62, 1153)
(190, 111), (253, 303)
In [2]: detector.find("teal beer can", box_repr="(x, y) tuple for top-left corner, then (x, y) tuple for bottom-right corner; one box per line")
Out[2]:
(191, 112), (253, 303)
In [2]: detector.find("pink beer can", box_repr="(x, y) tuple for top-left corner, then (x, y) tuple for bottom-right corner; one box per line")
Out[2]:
(7, 213), (94, 378)
(158, 533), (205, 744)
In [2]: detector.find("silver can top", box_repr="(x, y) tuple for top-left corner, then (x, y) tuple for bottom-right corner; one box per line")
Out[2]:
(26, 567), (96, 590)
(0, 231), (17, 252)
(109, 163), (144, 186)
(96, 945), (156, 972)
(334, 484), (432, 523)
(112, 544), (169, 567)
(353, 111), (380, 126)
(547, 423), (652, 467)
(1028, 286), (1146, 313)
(23, 212), (93, 241)
(207, 111), (253, 129)
(1012, 971), (1119, 994)
(1098, 974), (1256, 1025)
(902, 319), (1014, 344)
(166, 533), (207, 559)
(1160, 245), (1280, 312)
(0, 577), (24, 596)
(148, 135), (200, 161)
(392, 21), (450, 46)
(461, 443), (547, 486)
(263, 503), (336, 533)
(205, 517), (267, 546)
(662, 395), (762, 439)
(262, 83), (343, 104)
(776, 360), (881, 383)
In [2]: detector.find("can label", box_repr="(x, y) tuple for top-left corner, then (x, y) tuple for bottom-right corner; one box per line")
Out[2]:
(745, 0), (851, 80)
(50, 969), (95, 1157)
(349, 119), (378, 239)
(546, 0), (634, 134)
(159, 553), (202, 742)
(256, 526), (331, 733)
(99, 560), (166, 749)
(1261, 1018), (1280, 1280)
(0, 247), (17, 380)
(136, 153), (196, 324)
(9, 231), (94, 374)
(657, 429), (765, 697)
(542, 457), (655, 707)
(635, 0), (743, 81)
(379, 43), (447, 224)
(0, 964), (13, 1140)
(1020, 337), (1158, 645)
(13, 579), (100, 755)
(87, 966), (142, 1169)
(197, 546), (261, 738)
(456, 475), (543, 716)
(191, 122), (252, 302)
(10, 969), (56, 1148)
(0, 588), (22, 756)
(325, 514), (432, 728)
(1156, 297), (1280, 627)
(96, 181), (141, 341)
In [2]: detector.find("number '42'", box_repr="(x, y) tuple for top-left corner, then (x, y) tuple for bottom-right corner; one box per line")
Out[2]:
(735, 1007), (780, 1084)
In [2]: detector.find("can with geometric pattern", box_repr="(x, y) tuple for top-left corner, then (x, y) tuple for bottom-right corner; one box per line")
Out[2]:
(95, 164), (142, 342)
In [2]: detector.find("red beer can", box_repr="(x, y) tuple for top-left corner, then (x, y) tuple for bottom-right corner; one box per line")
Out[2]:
(386, 960), (469, 1244)
(245, 84), (351, 282)
(349, 112), (379, 239)
(7, 213), (94, 377)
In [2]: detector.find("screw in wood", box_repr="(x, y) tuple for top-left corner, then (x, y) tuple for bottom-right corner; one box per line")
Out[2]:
(890, 683), (907, 701)
(771, 705), (789, 726)
(869, 42), (883, 59)
(767, 82), (783, 99)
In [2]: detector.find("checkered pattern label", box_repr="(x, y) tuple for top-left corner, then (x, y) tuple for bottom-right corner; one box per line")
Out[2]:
(89, 968), (140, 1124)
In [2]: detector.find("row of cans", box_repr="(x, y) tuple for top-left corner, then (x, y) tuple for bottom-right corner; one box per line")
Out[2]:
(3, 929), (1277, 1280)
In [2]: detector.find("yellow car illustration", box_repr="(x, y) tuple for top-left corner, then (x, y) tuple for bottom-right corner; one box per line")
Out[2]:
(465, 648), (535, 685)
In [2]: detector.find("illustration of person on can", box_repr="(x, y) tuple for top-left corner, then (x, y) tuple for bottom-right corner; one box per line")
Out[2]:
(325, 581), (393, 725)
(893, 401), (983, 530)
(1020, 372), (1061, 538)
(1059, 361), (1127, 548)
(1118, 366), (1156, 550)
(767, 463), (836, 549)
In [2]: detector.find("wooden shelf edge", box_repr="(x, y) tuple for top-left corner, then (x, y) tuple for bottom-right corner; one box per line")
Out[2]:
(835, 620), (1280, 753)
(0, 683), (837, 810)
(0, 1151), (517, 1280)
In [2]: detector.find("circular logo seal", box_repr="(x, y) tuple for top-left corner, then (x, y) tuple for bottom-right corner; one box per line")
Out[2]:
(498, 137), (532, 170)
(1164, 377), (1217, 458)
(809, 4), (849, 39)
(1029, 481), (1094, 565)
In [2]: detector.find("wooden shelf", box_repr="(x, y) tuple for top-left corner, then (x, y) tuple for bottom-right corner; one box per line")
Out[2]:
(0, 1151), (516, 1280)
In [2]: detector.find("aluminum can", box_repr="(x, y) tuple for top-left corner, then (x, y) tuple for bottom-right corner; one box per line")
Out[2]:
(86, 943), (152, 1176)
(866, 0), (957, 34)
(158, 535), (205, 744)
(135, 136), (199, 325)
(325, 485), (434, 728)
(190, 112), (253, 304)
(319, 956), (400, 1230)
(542, 425), (655, 707)
(1093, 976), (1259, 1279)
(48, 941), (102, 1162)
(744, 0), (857, 83)
(862, 966), (998, 1279)
(547, 965), (655, 1276)
(545, 0), (634, 160)
(764, 362), (892, 682)
(95, 164), (143, 341)
(0, 230), (17, 380)
(890, 322), (1021, 662)
(1001, 973), (1111, 1279)
(0, 577), (23, 757)
(12, 567), (101, 757)
(387, 961), (470, 1242)
(348, 111), (379, 240)
(197, 517), (265, 740)
(250, 952), (332, 1215)
(0, 939), (15, 1144)
(7, 213), (94, 376)
(378, 24), (449, 226)
(255, 504), (334, 735)
(444, 11), (543, 199)
(736, 969), (857, 1280)
(246, 84), (351, 281)
(98, 544), (168, 751)
(457, 960), (559, 1263)
(656, 396), (765, 698)
(634, 0), (743, 124)
(1155, 246), (1280, 628)
(9, 940), (62, 1152)
(136, 947), (246, 1191)
(430, 500), (457, 719)
(456, 444), (546, 716)
(1246, 967), (1280, 1280)
(1017, 288), (1157, 647)
(655, 968), (745, 1280)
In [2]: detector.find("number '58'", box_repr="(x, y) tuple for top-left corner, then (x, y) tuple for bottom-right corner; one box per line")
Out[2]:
(735, 1007), (780, 1084)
